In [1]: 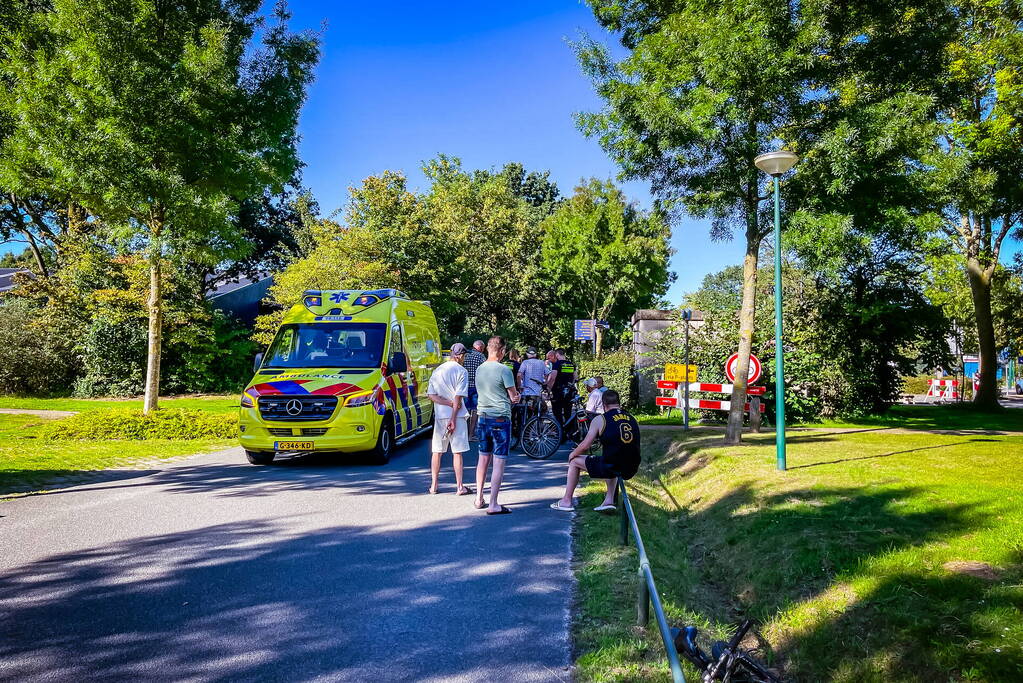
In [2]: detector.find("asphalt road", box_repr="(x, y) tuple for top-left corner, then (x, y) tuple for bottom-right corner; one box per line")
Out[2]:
(0, 436), (575, 682)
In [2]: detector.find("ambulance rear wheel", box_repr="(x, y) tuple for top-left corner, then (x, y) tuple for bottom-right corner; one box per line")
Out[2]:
(369, 415), (394, 465)
(246, 450), (275, 465)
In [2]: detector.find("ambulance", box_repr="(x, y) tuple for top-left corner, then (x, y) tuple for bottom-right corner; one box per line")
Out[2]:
(238, 289), (441, 465)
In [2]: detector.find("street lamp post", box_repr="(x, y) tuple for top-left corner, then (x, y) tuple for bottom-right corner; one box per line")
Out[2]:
(754, 151), (798, 471)
(682, 308), (692, 431)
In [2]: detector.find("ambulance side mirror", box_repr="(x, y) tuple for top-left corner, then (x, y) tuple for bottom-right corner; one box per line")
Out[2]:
(253, 352), (263, 372)
(387, 352), (408, 375)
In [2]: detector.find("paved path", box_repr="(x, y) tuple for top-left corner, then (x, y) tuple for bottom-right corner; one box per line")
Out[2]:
(0, 408), (77, 418)
(0, 438), (575, 682)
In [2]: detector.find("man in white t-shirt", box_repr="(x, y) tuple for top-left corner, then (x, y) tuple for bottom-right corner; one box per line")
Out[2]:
(427, 342), (473, 496)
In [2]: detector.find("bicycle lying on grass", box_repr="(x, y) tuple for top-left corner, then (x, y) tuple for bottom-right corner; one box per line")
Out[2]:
(672, 619), (783, 682)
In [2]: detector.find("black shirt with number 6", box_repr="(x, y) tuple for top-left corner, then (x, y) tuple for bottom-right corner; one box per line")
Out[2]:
(599, 408), (641, 478)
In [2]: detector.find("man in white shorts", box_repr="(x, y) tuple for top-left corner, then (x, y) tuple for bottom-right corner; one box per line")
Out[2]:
(427, 342), (473, 496)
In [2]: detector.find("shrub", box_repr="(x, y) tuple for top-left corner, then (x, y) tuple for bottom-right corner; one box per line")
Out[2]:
(902, 374), (935, 395)
(577, 350), (636, 408)
(0, 298), (80, 396)
(41, 408), (238, 441)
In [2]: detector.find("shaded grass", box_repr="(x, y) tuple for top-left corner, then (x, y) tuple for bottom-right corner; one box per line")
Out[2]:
(0, 395), (239, 414)
(573, 426), (1023, 682)
(0, 414), (231, 497)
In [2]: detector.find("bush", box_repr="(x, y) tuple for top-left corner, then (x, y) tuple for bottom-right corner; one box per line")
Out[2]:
(41, 408), (238, 441)
(577, 350), (636, 408)
(75, 315), (148, 397)
(902, 374), (934, 395)
(0, 298), (79, 396)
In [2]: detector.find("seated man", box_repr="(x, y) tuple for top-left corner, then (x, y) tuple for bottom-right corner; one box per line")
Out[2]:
(550, 389), (640, 513)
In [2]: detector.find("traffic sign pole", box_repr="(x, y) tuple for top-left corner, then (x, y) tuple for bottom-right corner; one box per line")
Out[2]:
(682, 309), (691, 431)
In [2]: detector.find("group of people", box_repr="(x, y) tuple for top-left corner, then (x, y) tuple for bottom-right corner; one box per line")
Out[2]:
(425, 336), (640, 516)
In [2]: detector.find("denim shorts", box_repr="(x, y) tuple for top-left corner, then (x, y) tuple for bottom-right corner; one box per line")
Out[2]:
(476, 413), (511, 458)
(465, 387), (478, 412)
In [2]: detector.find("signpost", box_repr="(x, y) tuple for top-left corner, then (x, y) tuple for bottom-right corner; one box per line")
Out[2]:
(574, 319), (595, 341)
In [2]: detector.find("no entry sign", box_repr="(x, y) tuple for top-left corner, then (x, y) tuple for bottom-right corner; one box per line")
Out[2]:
(725, 352), (762, 385)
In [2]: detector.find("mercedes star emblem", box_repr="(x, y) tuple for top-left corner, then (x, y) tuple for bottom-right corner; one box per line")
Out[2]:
(286, 399), (303, 416)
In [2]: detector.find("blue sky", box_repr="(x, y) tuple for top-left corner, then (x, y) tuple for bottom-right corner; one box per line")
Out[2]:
(283, 0), (732, 303)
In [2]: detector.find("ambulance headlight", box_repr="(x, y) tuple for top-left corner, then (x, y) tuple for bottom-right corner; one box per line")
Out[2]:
(240, 394), (254, 408)
(345, 391), (374, 408)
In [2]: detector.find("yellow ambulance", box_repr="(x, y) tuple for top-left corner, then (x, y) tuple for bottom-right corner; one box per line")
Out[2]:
(238, 289), (441, 465)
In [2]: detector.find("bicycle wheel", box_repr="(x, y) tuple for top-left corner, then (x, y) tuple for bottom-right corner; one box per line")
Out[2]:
(521, 415), (562, 460)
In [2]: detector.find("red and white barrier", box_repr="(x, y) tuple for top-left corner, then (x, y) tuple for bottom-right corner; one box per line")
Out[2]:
(927, 379), (959, 401)
(655, 381), (766, 413)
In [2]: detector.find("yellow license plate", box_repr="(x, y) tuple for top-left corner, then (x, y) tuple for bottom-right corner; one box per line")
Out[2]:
(274, 440), (314, 451)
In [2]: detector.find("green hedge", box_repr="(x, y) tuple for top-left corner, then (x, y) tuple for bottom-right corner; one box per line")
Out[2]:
(41, 408), (238, 441)
(577, 350), (635, 408)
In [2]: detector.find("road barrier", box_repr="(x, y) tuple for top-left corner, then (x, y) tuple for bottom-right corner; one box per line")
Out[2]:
(927, 378), (959, 401)
(617, 479), (687, 682)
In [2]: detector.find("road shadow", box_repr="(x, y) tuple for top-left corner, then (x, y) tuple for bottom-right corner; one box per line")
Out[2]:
(0, 511), (573, 681)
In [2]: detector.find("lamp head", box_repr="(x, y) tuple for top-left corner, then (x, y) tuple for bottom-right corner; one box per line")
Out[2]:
(754, 150), (799, 176)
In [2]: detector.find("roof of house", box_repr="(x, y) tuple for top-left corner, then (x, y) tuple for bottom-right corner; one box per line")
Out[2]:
(206, 273), (272, 299)
(0, 268), (31, 293)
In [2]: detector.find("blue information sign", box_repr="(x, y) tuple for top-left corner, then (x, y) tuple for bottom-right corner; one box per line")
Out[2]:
(574, 319), (596, 341)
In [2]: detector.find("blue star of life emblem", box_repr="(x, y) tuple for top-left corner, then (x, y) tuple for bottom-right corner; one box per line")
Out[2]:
(329, 292), (350, 304)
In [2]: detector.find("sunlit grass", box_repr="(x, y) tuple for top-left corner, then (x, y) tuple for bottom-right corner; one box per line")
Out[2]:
(0, 414), (231, 496)
(0, 395), (239, 414)
(573, 424), (1023, 682)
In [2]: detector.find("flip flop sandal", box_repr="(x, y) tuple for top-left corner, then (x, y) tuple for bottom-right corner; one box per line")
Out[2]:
(456, 486), (475, 496)
(473, 499), (488, 509)
(593, 504), (617, 513)
(486, 506), (512, 515)
(428, 488), (439, 495)
(550, 502), (575, 511)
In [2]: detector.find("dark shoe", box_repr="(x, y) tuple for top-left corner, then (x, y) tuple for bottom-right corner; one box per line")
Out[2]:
(486, 506), (512, 515)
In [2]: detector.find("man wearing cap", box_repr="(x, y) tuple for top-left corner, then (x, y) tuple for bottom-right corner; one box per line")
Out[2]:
(427, 343), (473, 496)
(584, 376), (607, 421)
(517, 347), (548, 404)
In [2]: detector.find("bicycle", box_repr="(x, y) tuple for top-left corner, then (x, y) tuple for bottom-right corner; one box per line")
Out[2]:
(672, 619), (783, 683)
(520, 392), (590, 460)
(511, 378), (550, 449)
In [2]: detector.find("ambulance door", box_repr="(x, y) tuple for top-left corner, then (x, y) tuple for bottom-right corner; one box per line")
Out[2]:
(401, 318), (431, 427)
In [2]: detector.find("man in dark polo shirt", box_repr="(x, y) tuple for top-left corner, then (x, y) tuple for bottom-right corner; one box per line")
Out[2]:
(550, 389), (639, 513)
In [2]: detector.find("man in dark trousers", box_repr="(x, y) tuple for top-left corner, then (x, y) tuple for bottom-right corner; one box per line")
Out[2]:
(550, 389), (639, 513)
(546, 348), (577, 438)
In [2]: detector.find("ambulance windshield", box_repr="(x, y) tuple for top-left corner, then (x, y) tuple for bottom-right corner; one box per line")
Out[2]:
(262, 323), (387, 369)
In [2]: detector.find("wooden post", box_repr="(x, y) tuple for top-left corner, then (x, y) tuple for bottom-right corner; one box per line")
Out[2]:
(750, 397), (761, 433)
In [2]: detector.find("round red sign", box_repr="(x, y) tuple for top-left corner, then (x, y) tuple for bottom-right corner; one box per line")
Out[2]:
(725, 352), (762, 384)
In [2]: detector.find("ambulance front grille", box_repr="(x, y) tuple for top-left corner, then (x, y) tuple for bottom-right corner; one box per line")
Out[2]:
(258, 396), (338, 422)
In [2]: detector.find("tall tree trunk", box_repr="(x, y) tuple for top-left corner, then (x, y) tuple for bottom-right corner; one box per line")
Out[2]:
(18, 228), (48, 277)
(966, 257), (999, 408)
(595, 325), (604, 358)
(143, 212), (164, 414)
(724, 233), (761, 444)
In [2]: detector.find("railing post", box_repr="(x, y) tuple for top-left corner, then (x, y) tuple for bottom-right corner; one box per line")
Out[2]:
(636, 567), (650, 626)
(618, 480), (628, 545)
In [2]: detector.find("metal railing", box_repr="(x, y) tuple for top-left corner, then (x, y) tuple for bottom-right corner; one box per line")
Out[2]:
(618, 478), (686, 682)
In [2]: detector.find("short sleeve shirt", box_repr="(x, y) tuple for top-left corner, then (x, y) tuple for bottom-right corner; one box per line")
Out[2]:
(475, 361), (516, 418)
(464, 350), (487, 388)
(518, 358), (548, 396)
(427, 360), (469, 420)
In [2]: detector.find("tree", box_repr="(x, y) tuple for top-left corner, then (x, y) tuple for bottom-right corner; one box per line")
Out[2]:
(925, 0), (1023, 407)
(540, 179), (673, 356)
(577, 0), (812, 442)
(0, 0), (318, 412)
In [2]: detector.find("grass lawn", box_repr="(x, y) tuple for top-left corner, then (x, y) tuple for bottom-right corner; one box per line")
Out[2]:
(573, 423), (1023, 682)
(0, 413), (232, 497)
(0, 394), (239, 414)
